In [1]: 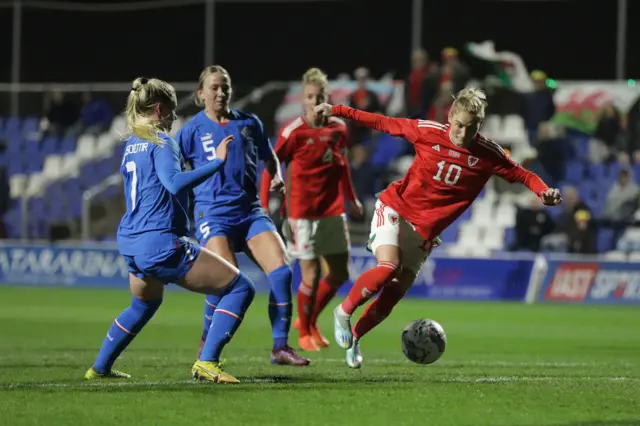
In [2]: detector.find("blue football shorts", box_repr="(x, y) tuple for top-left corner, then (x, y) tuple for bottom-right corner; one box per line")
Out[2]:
(196, 209), (277, 252)
(123, 238), (201, 284)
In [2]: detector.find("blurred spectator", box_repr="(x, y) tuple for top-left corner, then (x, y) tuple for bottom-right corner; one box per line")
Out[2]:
(567, 209), (597, 254)
(589, 103), (626, 164)
(439, 47), (470, 94)
(349, 144), (376, 199)
(512, 192), (555, 252)
(601, 167), (640, 246)
(621, 99), (640, 163)
(554, 185), (591, 232)
(523, 70), (555, 146)
(80, 91), (114, 135)
(349, 67), (382, 145)
(351, 130), (411, 200)
(428, 47), (470, 123)
(44, 90), (80, 137)
(536, 122), (571, 185)
(404, 48), (439, 118)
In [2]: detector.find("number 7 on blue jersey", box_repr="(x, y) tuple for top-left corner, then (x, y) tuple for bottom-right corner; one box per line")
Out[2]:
(125, 161), (138, 211)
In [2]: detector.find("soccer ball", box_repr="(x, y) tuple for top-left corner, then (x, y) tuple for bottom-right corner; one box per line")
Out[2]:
(401, 318), (446, 364)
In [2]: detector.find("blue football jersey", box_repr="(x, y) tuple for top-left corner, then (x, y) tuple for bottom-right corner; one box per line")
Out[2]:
(176, 110), (272, 221)
(117, 134), (191, 256)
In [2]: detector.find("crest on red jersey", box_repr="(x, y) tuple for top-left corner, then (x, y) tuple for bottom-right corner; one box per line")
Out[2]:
(388, 213), (399, 225)
(468, 156), (479, 167)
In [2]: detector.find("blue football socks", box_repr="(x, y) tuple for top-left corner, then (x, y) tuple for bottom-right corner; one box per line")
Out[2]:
(93, 297), (162, 374)
(199, 272), (255, 362)
(267, 265), (293, 350)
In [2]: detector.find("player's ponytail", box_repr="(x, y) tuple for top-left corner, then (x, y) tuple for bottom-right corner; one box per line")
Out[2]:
(302, 67), (329, 89)
(451, 87), (488, 120)
(195, 65), (231, 108)
(125, 77), (177, 146)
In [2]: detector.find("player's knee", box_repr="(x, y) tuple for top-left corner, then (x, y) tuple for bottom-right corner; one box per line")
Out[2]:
(130, 297), (163, 333)
(300, 259), (320, 284)
(132, 296), (163, 313)
(232, 272), (256, 300)
(269, 264), (292, 283)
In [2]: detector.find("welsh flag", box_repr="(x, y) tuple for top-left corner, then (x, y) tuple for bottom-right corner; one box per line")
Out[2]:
(552, 82), (640, 134)
(463, 40), (534, 93)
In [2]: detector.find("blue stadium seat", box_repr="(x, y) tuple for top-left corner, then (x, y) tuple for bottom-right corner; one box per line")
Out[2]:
(440, 223), (459, 244)
(570, 134), (589, 161)
(41, 136), (60, 154)
(60, 136), (77, 153)
(24, 153), (44, 174)
(28, 197), (46, 222)
(3, 117), (21, 139)
(564, 161), (584, 184)
(588, 163), (606, 181)
(21, 117), (39, 136)
(367, 134), (409, 167)
(504, 227), (516, 248)
(6, 136), (23, 154)
(607, 162), (622, 179)
(597, 228), (615, 253)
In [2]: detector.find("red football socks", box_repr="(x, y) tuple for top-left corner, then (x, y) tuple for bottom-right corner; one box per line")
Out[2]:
(353, 284), (407, 340)
(297, 281), (314, 336)
(310, 277), (339, 325)
(341, 262), (398, 315)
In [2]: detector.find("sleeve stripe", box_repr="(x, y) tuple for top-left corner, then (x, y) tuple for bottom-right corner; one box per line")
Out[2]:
(417, 123), (447, 132)
(281, 117), (304, 138)
(477, 135), (507, 157)
(417, 120), (447, 130)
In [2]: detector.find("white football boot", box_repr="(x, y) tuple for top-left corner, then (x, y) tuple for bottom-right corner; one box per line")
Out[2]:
(346, 339), (363, 369)
(333, 306), (353, 349)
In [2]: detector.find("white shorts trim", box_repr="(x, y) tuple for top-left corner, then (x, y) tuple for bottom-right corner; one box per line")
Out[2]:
(283, 214), (350, 260)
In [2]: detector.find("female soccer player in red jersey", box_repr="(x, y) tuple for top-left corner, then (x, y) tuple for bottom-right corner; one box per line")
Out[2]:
(314, 87), (562, 368)
(261, 68), (363, 352)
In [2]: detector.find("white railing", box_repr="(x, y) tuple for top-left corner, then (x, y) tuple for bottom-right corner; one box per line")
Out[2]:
(81, 173), (122, 241)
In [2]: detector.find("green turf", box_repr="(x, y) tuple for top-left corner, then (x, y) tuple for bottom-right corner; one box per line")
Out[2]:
(0, 285), (638, 426)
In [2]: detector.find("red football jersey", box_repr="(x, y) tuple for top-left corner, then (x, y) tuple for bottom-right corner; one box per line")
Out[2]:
(332, 105), (549, 240)
(261, 116), (357, 219)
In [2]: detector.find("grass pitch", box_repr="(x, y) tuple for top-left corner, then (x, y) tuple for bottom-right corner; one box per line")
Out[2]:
(0, 285), (638, 426)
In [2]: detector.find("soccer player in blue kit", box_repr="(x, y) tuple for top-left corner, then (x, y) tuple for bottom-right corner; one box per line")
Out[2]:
(177, 66), (309, 366)
(84, 77), (255, 384)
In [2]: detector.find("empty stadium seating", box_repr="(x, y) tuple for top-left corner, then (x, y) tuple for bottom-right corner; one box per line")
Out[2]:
(0, 115), (185, 239)
(4, 112), (640, 259)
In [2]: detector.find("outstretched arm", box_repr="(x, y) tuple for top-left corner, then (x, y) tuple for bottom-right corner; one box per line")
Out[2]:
(315, 104), (421, 143)
(153, 139), (226, 195)
(490, 145), (562, 206)
(340, 156), (357, 202)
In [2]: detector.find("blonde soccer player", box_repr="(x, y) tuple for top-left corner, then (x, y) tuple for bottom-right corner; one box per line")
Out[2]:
(261, 68), (363, 352)
(85, 77), (256, 384)
(314, 87), (562, 368)
(177, 66), (309, 366)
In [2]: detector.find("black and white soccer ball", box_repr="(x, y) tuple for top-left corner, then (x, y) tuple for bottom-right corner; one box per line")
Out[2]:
(401, 318), (446, 364)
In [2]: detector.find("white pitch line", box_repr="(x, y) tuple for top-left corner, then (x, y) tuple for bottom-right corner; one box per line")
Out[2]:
(0, 376), (636, 390)
(442, 376), (635, 383)
(0, 354), (633, 368)
(229, 357), (634, 368)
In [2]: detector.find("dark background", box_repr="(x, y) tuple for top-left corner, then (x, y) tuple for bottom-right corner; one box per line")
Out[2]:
(0, 0), (636, 84)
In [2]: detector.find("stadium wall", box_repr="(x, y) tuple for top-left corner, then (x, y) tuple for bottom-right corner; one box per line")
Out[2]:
(0, 242), (638, 305)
